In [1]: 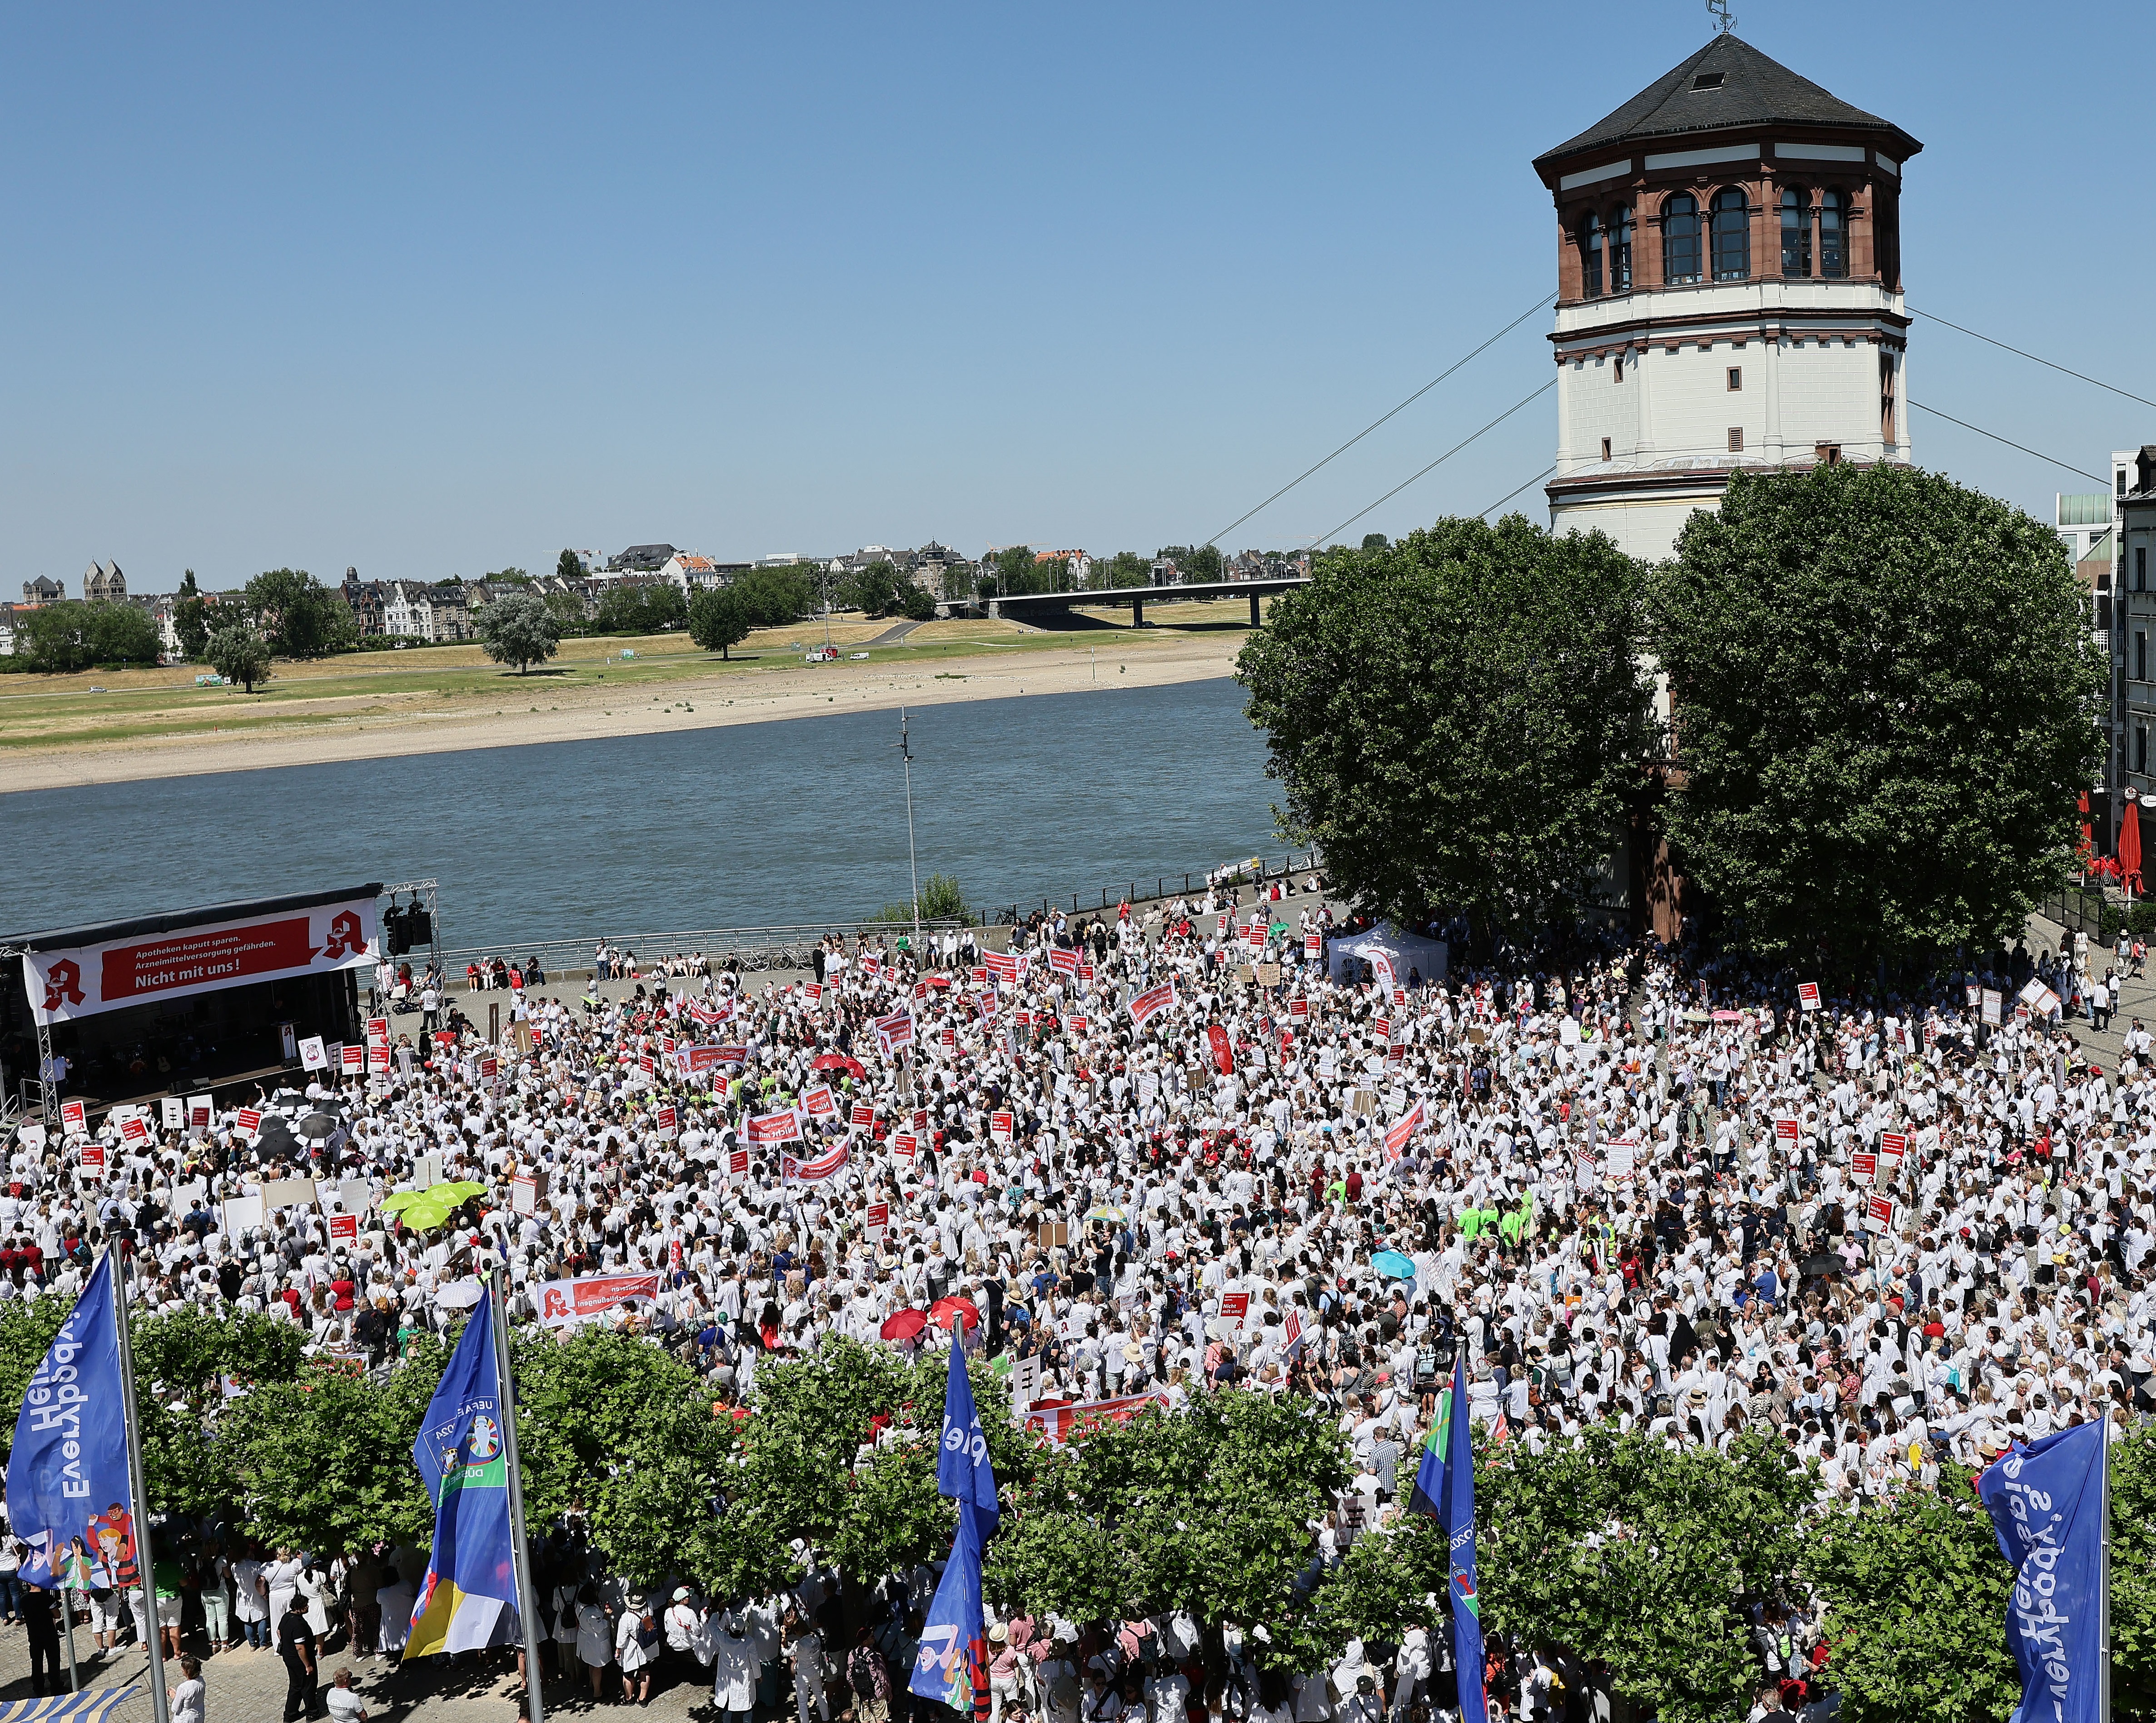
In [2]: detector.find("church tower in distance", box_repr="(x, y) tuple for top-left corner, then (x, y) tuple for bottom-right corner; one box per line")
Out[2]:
(1533, 33), (1921, 560)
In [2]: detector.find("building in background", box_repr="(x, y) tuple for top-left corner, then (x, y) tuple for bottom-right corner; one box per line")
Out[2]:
(2111, 449), (2156, 835)
(1534, 33), (1919, 561)
(20, 577), (63, 606)
(610, 543), (678, 572)
(82, 561), (125, 601)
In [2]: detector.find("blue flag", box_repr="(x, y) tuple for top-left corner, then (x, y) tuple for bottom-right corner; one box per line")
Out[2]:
(911, 1338), (999, 1718)
(1408, 1353), (1486, 1723)
(405, 1290), (519, 1659)
(1978, 1420), (2108, 1723)
(5, 1253), (134, 1593)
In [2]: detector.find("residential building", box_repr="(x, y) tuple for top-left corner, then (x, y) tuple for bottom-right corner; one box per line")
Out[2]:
(341, 569), (388, 637)
(610, 543), (679, 573)
(2112, 448), (2156, 837)
(1535, 33), (1919, 561)
(659, 553), (725, 591)
(380, 579), (473, 643)
(21, 576), (63, 606)
(82, 561), (125, 601)
(0, 604), (18, 655)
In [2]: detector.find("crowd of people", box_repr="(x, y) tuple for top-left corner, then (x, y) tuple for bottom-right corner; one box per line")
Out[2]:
(5, 873), (2155, 1721)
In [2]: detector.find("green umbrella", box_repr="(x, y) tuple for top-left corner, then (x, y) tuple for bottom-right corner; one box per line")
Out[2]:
(381, 1179), (488, 1231)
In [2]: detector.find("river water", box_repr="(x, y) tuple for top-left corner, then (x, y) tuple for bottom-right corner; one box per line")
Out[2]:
(1, 679), (1288, 951)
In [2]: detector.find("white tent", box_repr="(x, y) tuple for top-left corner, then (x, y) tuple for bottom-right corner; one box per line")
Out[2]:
(1327, 922), (1448, 986)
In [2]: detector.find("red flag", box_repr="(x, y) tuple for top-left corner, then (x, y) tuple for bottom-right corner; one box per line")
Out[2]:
(1207, 1023), (1235, 1075)
(1383, 1100), (1427, 1159)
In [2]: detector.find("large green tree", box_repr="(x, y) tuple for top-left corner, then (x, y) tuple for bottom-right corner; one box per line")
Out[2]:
(204, 621), (273, 692)
(244, 568), (356, 659)
(594, 580), (687, 635)
(1648, 464), (2106, 965)
(1236, 515), (1653, 929)
(474, 588), (562, 673)
(688, 586), (752, 659)
(15, 600), (161, 671)
(732, 566), (815, 628)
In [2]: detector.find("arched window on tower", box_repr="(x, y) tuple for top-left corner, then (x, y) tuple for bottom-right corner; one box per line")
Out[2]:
(1710, 189), (1749, 281)
(1610, 205), (1633, 292)
(1663, 194), (1701, 284)
(1578, 212), (1604, 298)
(1819, 189), (1848, 279)
(1780, 188), (1812, 277)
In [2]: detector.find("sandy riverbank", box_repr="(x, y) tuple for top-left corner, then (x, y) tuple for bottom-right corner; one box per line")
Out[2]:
(6, 630), (1246, 793)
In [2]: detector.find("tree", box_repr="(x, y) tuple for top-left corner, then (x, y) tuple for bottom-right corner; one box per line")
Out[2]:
(896, 580), (936, 622)
(205, 620), (273, 693)
(1799, 1469), (2019, 1723)
(733, 567), (815, 628)
(1466, 1427), (1814, 1723)
(557, 549), (585, 582)
(244, 569), (355, 659)
(1102, 551), (1152, 589)
(16, 600), (160, 672)
(1361, 533), (1389, 552)
(594, 581), (687, 635)
(989, 545), (1037, 597)
(474, 589), (562, 673)
(1236, 516), (1654, 931)
(485, 567), (531, 584)
(688, 586), (752, 659)
(543, 587), (590, 637)
(1647, 464), (2107, 966)
(1158, 544), (1224, 583)
(173, 569), (213, 659)
(841, 560), (901, 618)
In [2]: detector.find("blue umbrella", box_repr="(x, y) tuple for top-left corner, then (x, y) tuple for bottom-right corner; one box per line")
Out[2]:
(1370, 1249), (1416, 1282)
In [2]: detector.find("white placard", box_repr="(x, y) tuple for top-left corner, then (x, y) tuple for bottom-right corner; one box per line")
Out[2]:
(299, 1035), (329, 1072)
(160, 1098), (186, 1130)
(262, 1176), (317, 1212)
(221, 1194), (265, 1237)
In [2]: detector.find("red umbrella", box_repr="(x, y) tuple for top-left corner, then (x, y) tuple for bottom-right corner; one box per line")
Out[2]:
(2123, 798), (2143, 896)
(812, 1053), (868, 1080)
(930, 1296), (980, 1332)
(880, 1309), (927, 1342)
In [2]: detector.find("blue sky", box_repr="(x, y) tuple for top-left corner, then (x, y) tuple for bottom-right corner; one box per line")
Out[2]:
(5, 1), (2151, 591)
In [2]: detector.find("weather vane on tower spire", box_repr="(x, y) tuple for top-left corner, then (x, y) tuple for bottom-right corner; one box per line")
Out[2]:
(1706, 0), (1734, 34)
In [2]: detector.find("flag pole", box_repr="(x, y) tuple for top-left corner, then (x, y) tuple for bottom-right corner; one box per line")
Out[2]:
(489, 1269), (546, 1723)
(2100, 1416), (2112, 1723)
(110, 1247), (171, 1723)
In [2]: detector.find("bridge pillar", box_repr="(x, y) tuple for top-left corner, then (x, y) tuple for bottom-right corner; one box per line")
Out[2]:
(1248, 591), (1261, 628)
(986, 598), (1000, 619)
(1131, 597), (1145, 628)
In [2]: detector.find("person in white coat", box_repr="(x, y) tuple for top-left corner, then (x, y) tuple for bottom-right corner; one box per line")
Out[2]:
(711, 1608), (759, 1723)
(617, 1592), (657, 1705)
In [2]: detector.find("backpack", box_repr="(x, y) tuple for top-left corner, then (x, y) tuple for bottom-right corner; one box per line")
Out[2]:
(850, 1646), (886, 1699)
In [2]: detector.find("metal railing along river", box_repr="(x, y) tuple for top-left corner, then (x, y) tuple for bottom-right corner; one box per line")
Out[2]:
(438, 920), (971, 978)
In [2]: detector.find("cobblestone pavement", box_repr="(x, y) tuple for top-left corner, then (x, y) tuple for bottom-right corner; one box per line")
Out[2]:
(0, 1617), (733, 1723)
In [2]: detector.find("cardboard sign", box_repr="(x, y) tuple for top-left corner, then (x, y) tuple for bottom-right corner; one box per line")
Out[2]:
(159, 1097), (185, 1130)
(1255, 963), (1280, 988)
(1774, 1118), (1799, 1145)
(263, 1177), (316, 1212)
(1981, 989), (2003, 1028)
(990, 1110), (1015, 1143)
(80, 1143), (106, 1172)
(512, 1172), (541, 1214)
(328, 1213), (359, 1243)
(1037, 1222), (1069, 1249)
(1797, 982), (1822, 1013)
(15, 1124), (46, 1152)
(1220, 1291), (1250, 1328)
(1850, 1151), (1877, 1188)
(60, 1099), (87, 1136)
(187, 1094), (213, 1128)
(654, 1104), (679, 1139)
(233, 1107), (263, 1141)
(1865, 1194), (1896, 1229)
(865, 1201), (890, 1237)
(299, 1035), (329, 1072)
(221, 1194), (265, 1237)
(1304, 932), (1321, 957)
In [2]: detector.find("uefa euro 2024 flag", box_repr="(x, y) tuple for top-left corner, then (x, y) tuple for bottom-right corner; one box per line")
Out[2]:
(405, 1288), (519, 1659)
(1978, 1419), (2108, 1723)
(1408, 1352), (1487, 1723)
(910, 1334), (1001, 1720)
(5, 1252), (132, 1592)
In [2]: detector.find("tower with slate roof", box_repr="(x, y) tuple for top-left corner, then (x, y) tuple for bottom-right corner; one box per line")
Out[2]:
(1533, 34), (1922, 560)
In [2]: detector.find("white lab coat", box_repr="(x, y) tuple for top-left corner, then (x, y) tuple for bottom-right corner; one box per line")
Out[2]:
(712, 1627), (759, 1710)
